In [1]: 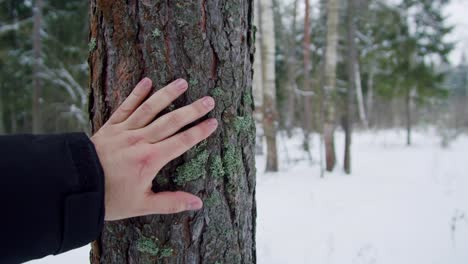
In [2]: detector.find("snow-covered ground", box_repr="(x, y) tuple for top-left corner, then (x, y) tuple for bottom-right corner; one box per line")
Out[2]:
(29, 129), (468, 264)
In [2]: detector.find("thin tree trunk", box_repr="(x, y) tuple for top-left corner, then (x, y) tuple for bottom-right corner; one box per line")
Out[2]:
(344, 0), (356, 175)
(254, 0), (265, 155)
(10, 105), (17, 134)
(366, 65), (374, 127)
(406, 87), (412, 146)
(354, 61), (368, 128)
(32, 0), (43, 134)
(259, 0), (279, 172)
(89, 1), (256, 263)
(323, 0), (339, 172)
(285, 0), (299, 138)
(303, 0), (312, 152)
(0, 87), (4, 134)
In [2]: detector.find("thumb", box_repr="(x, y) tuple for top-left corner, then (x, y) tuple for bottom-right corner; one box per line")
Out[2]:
(145, 191), (203, 215)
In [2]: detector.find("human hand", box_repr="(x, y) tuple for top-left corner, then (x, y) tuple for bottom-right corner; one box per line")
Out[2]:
(90, 78), (218, 221)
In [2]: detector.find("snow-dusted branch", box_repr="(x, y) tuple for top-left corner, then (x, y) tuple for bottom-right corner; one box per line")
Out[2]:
(0, 18), (33, 35)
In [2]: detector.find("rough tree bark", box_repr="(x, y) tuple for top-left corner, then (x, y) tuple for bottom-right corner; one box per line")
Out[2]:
(259, 0), (278, 172)
(32, 0), (43, 134)
(323, 0), (339, 172)
(88, 1), (256, 263)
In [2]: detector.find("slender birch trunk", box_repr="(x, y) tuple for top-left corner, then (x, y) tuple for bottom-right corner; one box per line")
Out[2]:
(354, 61), (368, 128)
(366, 64), (375, 127)
(259, 0), (279, 172)
(406, 87), (415, 146)
(254, 0), (265, 155)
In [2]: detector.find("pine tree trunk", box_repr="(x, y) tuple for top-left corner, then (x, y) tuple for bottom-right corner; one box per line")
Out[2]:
(344, 0), (356, 175)
(323, 0), (339, 172)
(259, 0), (278, 172)
(32, 0), (43, 134)
(302, 0), (312, 151)
(285, 0), (299, 138)
(88, 1), (256, 263)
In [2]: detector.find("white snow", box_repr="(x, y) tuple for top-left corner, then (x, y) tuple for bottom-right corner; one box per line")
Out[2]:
(28, 129), (468, 264)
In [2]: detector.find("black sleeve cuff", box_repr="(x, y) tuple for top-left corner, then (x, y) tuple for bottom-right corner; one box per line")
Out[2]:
(56, 133), (105, 254)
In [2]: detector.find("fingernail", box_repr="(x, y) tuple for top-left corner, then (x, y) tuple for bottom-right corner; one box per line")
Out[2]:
(202, 97), (215, 108)
(207, 118), (218, 128)
(174, 79), (188, 91)
(141, 77), (152, 89)
(188, 200), (203, 210)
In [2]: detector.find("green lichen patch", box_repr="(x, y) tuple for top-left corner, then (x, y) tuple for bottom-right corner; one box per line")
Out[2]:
(222, 145), (242, 178)
(88, 38), (97, 53)
(189, 78), (199, 86)
(174, 150), (209, 185)
(210, 87), (225, 98)
(159, 248), (174, 258)
(136, 236), (173, 259)
(222, 145), (244, 194)
(243, 93), (253, 106)
(209, 156), (225, 179)
(155, 175), (169, 186)
(136, 237), (159, 256)
(253, 25), (258, 44)
(205, 191), (221, 207)
(234, 116), (254, 133)
(152, 28), (161, 38)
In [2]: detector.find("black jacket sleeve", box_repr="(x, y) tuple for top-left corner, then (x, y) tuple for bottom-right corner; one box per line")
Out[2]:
(0, 133), (105, 264)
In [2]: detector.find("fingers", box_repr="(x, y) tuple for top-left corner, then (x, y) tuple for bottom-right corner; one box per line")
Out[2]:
(144, 191), (203, 215)
(124, 79), (188, 130)
(155, 118), (218, 165)
(143, 96), (216, 143)
(107, 78), (153, 125)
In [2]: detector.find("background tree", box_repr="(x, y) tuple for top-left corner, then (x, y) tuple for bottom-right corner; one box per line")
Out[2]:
(0, 0), (89, 134)
(323, 0), (339, 171)
(344, 0), (357, 174)
(88, 1), (256, 263)
(283, 0), (299, 138)
(259, 0), (279, 172)
(372, 0), (453, 145)
(302, 0), (313, 153)
(32, 0), (43, 134)
(253, 0), (264, 155)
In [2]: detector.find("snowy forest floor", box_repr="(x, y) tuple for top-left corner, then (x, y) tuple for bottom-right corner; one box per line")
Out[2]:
(29, 129), (468, 264)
